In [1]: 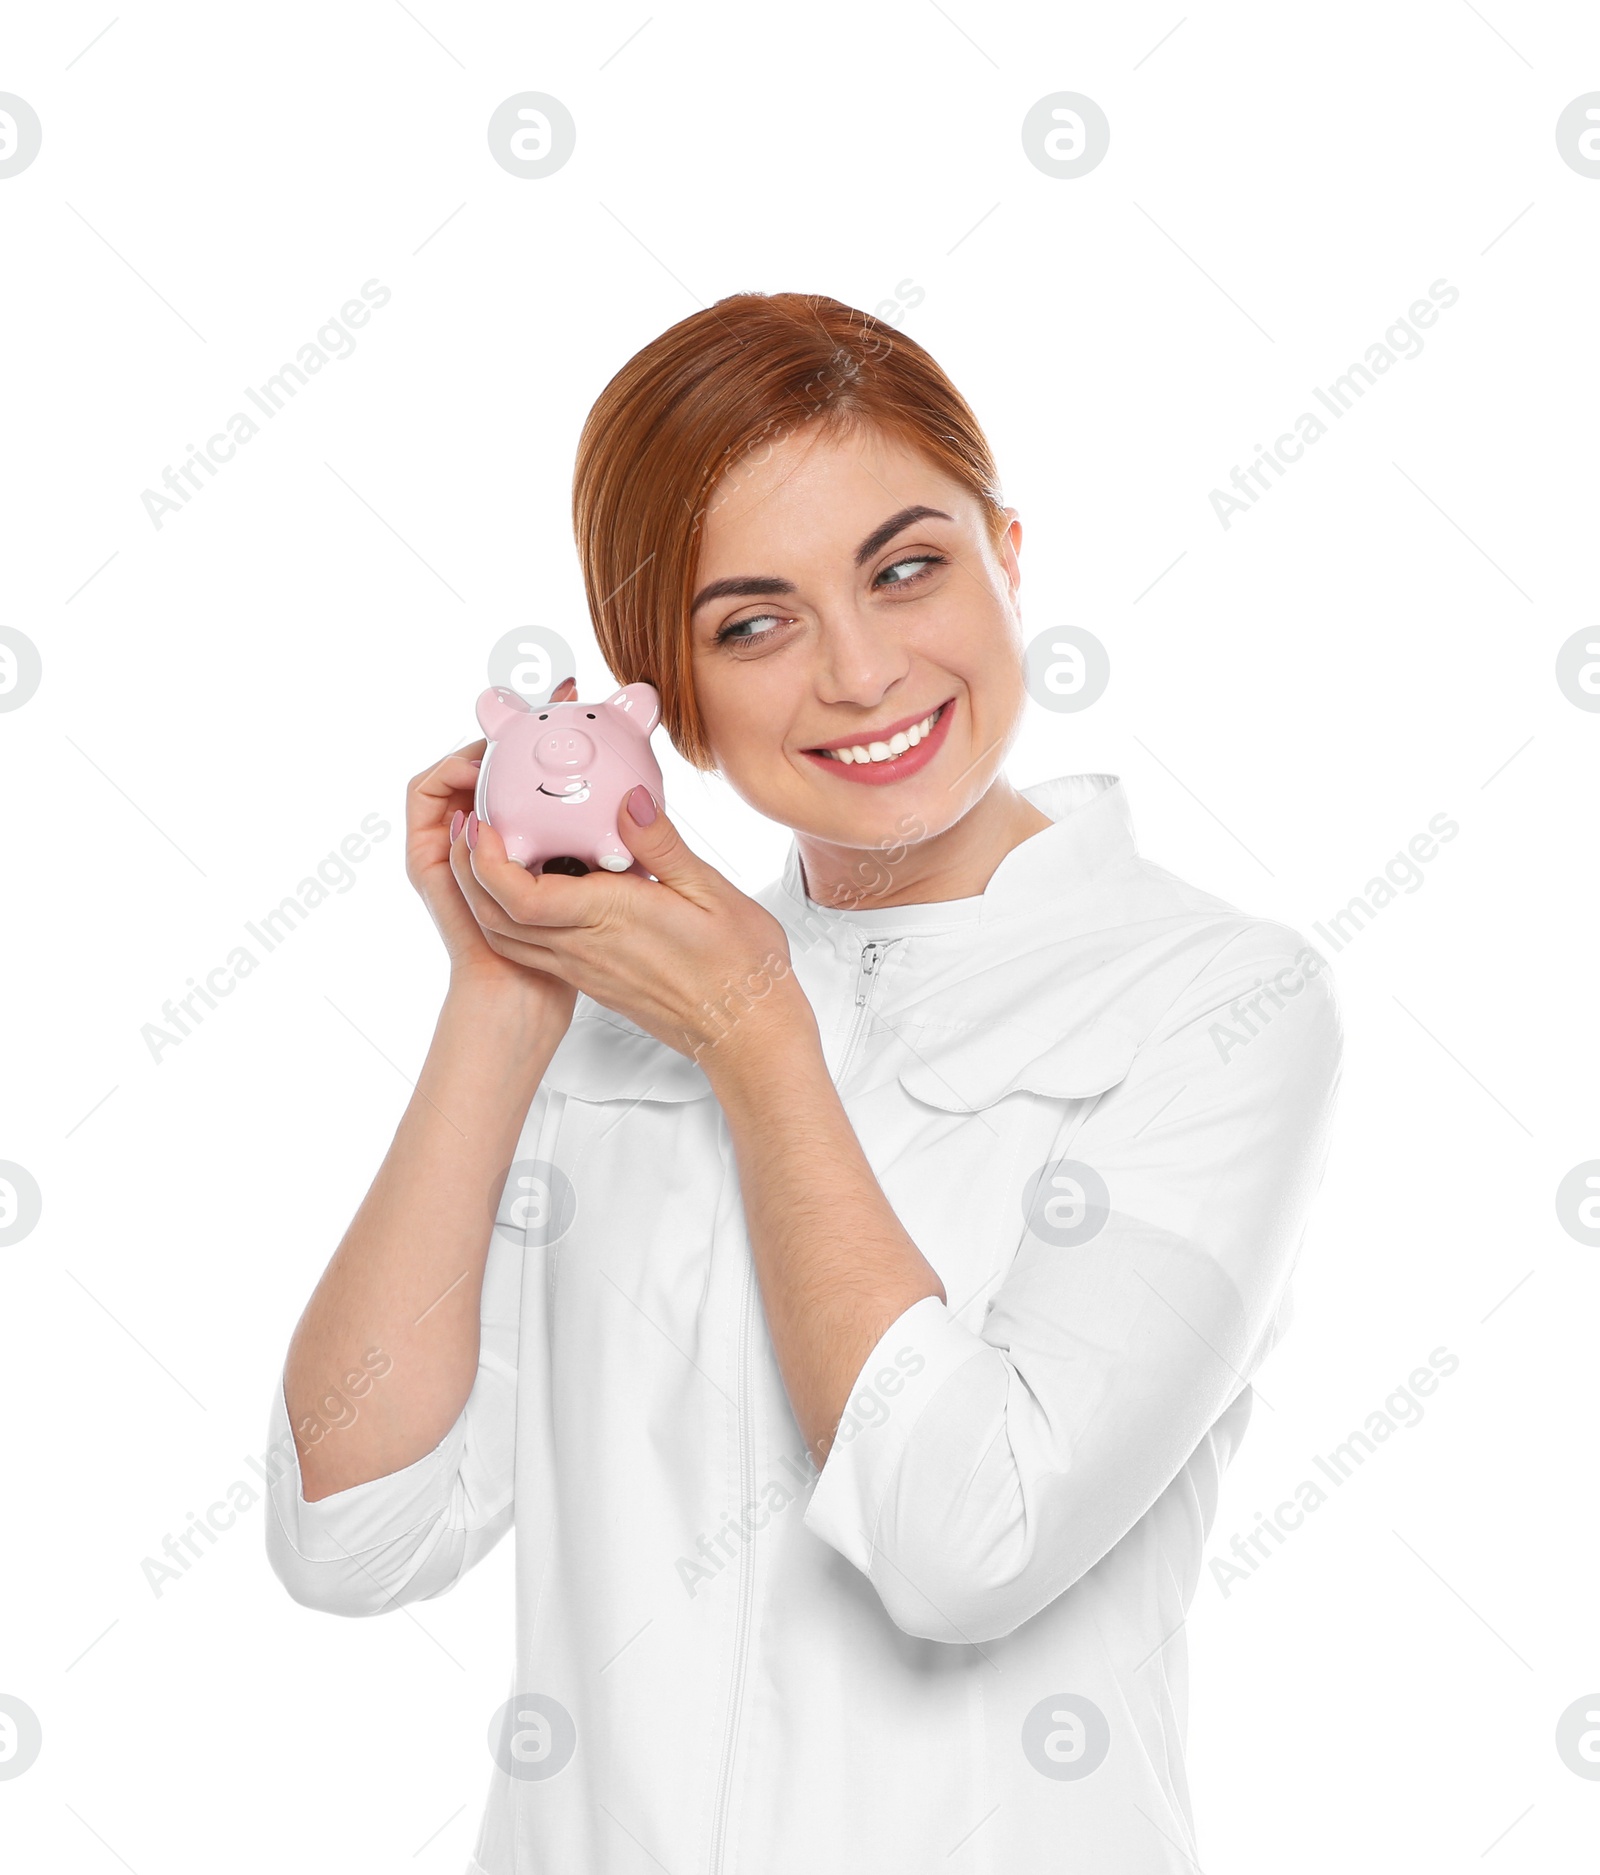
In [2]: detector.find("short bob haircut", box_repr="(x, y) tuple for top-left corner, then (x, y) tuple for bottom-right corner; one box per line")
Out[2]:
(571, 292), (1010, 771)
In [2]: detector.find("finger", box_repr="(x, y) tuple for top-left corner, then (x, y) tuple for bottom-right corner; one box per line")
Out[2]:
(476, 923), (568, 975)
(448, 816), (531, 938)
(444, 832), (570, 973)
(412, 747), (485, 812)
(614, 791), (723, 905)
(460, 814), (615, 933)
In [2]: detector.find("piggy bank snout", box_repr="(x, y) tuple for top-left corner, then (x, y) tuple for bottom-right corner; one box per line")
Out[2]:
(534, 728), (597, 771)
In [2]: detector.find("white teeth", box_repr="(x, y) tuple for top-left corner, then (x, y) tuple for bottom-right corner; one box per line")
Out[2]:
(817, 704), (943, 764)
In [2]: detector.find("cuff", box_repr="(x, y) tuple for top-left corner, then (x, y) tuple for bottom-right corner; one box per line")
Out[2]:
(802, 1295), (991, 1574)
(264, 1371), (469, 1564)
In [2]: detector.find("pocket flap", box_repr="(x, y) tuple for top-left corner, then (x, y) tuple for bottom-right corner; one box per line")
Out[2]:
(895, 1016), (1141, 1113)
(541, 1005), (715, 1104)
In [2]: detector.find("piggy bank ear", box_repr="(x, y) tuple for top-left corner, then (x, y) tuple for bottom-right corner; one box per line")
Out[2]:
(550, 675), (578, 703)
(476, 686), (532, 738)
(604, 683), (661, 737)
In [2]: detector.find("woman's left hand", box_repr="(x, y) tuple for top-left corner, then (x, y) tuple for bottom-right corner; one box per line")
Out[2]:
(450, 786), (811, 1067)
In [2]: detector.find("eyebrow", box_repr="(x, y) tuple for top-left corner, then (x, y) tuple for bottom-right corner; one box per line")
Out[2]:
(690, 504), (955, 615)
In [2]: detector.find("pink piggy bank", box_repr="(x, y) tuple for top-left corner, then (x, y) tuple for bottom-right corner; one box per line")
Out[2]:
(473, 682), (664, 876)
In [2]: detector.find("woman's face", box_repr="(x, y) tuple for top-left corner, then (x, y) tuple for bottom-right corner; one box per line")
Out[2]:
(688, 421), (1030, 868)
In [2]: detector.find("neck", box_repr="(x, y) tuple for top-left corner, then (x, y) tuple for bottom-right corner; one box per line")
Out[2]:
(796, 779), (1054, 911)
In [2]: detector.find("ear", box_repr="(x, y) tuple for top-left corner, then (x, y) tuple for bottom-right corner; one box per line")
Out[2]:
(604, 683), (662, 738)
(476, 686), (531, 738)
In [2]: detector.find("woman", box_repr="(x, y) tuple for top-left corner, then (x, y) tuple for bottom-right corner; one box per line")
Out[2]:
(266, 293), (1343, 1873)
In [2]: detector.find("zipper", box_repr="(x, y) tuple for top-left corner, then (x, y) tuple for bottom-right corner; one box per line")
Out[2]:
(835, 937), (898, 1084)
(707, 936), (897, 1871)
(709, 1256), (757, 1875)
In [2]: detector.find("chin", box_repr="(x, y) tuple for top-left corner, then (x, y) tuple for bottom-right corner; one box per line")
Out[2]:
(821, 779), (951, 846)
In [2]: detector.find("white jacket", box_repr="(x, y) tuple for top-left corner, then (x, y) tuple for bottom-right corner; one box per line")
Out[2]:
(265, 773), (1343, 1874)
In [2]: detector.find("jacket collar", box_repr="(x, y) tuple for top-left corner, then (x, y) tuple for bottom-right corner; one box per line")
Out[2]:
(769, 774), (1137, 958)
(541, 775), (1171, 1112)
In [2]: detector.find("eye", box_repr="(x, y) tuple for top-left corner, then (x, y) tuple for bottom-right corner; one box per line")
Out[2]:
(585, 711), (595, 718)
(875, 552), (945, 588)
(711, 553), (949, 649)
(713, 611), (789, 648)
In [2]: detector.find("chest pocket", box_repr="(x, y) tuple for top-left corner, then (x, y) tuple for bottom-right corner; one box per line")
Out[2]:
(519, 1006), (730, 1372)
(528, 1004), (724, 1270)
(893, 1015), (1142, 1112)
(539, 1005), (720, 1106)
(498, 1005), (717, 1248)
(883, 1016), (1143, 1322)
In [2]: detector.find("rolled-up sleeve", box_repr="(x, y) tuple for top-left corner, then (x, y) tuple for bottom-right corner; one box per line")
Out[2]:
(264, 1202), (524, 1618)
(803, 936), (1344, 1644)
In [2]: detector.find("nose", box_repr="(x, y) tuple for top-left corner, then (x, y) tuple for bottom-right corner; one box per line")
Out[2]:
(811, 607), (914, 709)
(535, 728), (595, 772)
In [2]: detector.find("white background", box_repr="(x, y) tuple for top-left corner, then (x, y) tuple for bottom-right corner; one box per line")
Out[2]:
(2, 3), (1597, 1869)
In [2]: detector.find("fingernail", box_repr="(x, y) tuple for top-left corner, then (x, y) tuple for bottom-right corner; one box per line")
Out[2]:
(449, 810), (465, 843)
(465, 812), (479, 850)
(627, 785), (657, 826)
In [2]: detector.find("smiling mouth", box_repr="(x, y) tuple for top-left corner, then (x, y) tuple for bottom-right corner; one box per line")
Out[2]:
(537, 781), (591, 801)
(806, 700), (950, 766)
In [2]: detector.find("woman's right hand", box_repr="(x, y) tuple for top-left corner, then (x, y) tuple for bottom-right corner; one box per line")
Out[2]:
(405, 730), (578, 1025)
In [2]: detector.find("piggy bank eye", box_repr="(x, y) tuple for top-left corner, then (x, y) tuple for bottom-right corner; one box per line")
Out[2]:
(585, 711), (595, 719)
(538, 713), (548, 720)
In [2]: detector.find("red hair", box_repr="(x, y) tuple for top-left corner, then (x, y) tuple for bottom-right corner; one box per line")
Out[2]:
(571, 292), (1009, 770)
